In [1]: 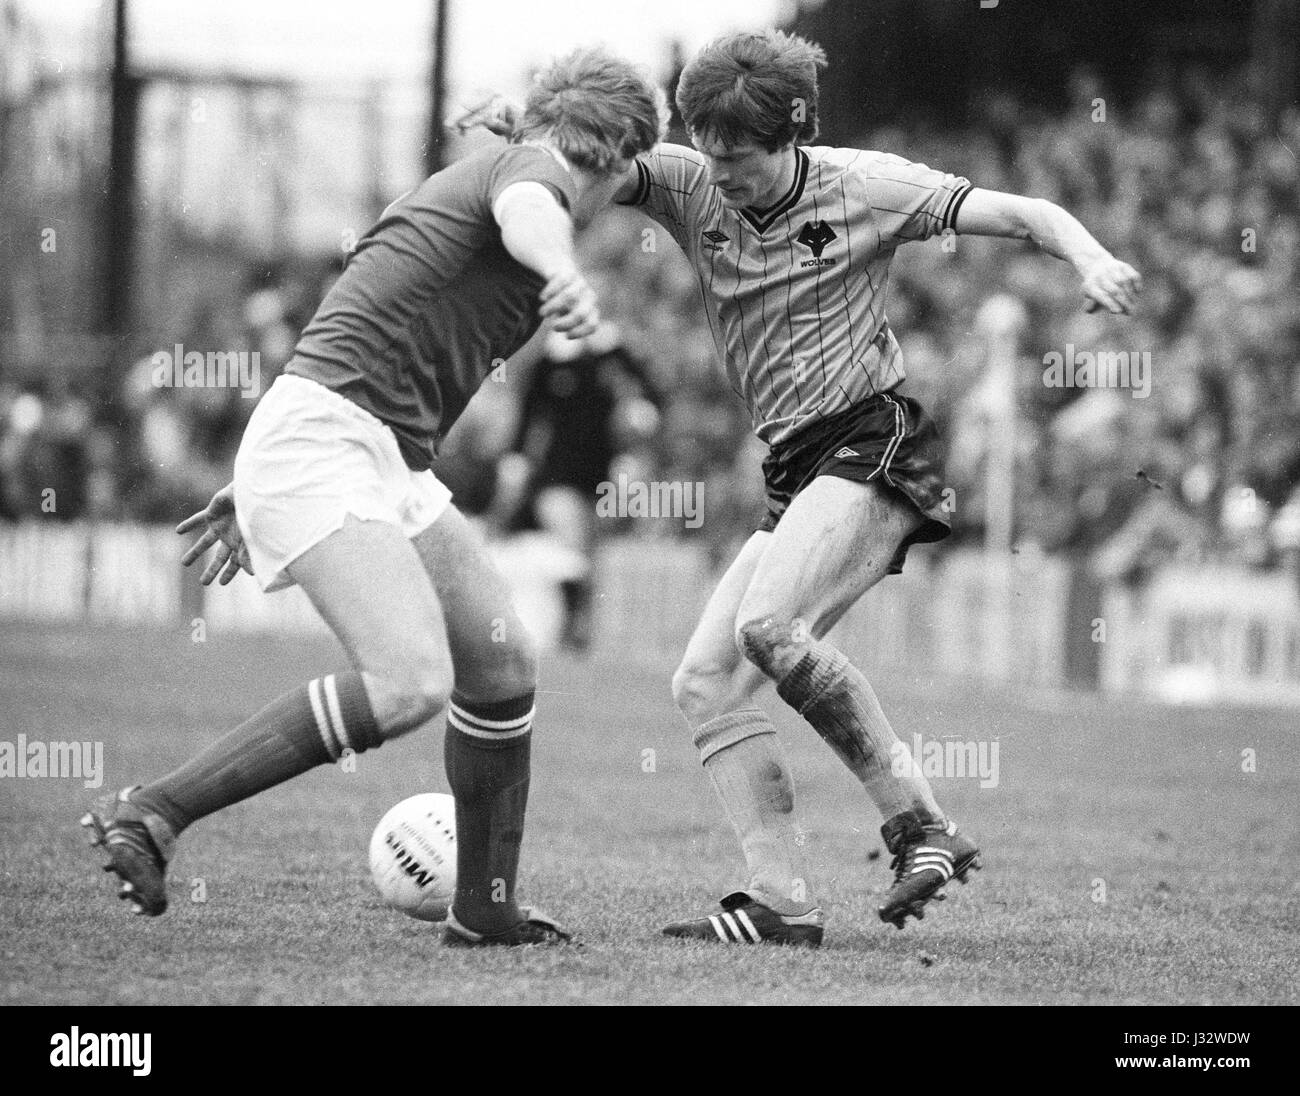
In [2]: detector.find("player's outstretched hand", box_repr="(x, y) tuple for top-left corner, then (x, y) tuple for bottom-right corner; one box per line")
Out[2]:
(539, 268), (600, 339)
(176, 482), (253, 586)
(1081, 255), (1142, 315)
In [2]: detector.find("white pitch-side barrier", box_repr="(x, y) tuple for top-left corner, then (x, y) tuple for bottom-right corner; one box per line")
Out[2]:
(2, 522), (1298, 706)
(1097, 566), (1300, 705)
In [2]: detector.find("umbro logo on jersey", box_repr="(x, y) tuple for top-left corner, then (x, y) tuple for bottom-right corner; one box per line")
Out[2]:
(701, 229), (728, 252)
(833, 447), (860, 459)
(796, 220), (838, 266)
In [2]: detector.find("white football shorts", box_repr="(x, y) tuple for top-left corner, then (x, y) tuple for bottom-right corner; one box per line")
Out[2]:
(233, 373), (453, 592)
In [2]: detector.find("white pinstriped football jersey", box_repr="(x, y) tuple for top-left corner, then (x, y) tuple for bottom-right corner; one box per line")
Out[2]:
(622, 144), (971, 445)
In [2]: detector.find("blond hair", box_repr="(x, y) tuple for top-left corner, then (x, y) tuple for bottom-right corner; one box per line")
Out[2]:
(517, 47), (669, 174)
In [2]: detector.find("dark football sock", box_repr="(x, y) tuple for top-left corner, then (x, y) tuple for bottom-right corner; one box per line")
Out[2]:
(133, 673), (382, 836)
(443, 690), (535, 933)
(776, 643), (944, 825)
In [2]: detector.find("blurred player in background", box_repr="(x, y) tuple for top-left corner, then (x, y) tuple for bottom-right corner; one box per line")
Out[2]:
(495, 322), (660, 650)
(82, 47), (668, 947)
(477, 29), (1141, 945)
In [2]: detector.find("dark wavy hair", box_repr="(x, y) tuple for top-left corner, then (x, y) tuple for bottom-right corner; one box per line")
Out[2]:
(516, 47), (669, 174)
(676, 30), (828, 151)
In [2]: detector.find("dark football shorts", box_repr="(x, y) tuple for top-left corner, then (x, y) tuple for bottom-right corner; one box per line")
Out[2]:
(758, 390), (951, 575)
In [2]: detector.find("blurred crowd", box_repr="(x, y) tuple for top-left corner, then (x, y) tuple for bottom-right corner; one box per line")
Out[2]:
(885, 65), (1300, 580)
(2, 66), (1298, 579)
(0, 262), (334, 525)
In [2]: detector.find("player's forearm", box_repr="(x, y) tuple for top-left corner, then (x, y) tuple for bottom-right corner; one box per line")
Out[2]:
(499, 199), (579, 281)
(1016, 198), (1112, 273)
(958, 188), (1141, 313)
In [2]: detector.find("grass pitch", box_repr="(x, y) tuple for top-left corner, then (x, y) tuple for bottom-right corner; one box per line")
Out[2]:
(1, 620), (1296, 1005)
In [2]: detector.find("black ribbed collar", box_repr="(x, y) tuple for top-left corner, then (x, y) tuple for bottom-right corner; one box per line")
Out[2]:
(739, 148), (809, 233)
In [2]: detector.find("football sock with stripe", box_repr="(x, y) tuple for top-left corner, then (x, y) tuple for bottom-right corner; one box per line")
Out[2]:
(776, 643), (945, 826)
(693, 708), (813, 917)
(443, 691), (534, 933)
(132, 672), (383, 837)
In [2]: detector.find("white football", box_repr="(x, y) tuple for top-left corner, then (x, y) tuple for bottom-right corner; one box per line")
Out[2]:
(368, 793), (457, 921)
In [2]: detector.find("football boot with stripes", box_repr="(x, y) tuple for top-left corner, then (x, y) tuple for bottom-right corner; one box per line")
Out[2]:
(877, 810), (980, 929)
(443, 906), (574, 947)
(662, 891), (825, 947)
(81, 786), (176, 917)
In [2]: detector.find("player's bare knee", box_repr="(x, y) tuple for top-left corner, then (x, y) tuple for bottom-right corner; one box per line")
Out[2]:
(379, 665), (453, 738)
(672, 661), (729, 724)
(497, 634), (539, 696)
(670, 662), (704, 718)
(456, 632), (538, 704)
(405, 673), (453, 731)
(735, 616), (810, 681)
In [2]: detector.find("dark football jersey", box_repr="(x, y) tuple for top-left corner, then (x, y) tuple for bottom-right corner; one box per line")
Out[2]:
(288, 143), (577, 470)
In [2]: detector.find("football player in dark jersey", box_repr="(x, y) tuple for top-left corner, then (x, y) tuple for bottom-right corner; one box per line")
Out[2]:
(83, 48), (668, 947)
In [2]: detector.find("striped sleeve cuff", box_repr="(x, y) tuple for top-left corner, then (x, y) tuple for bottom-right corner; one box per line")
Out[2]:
(941, 180), (973, 233)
